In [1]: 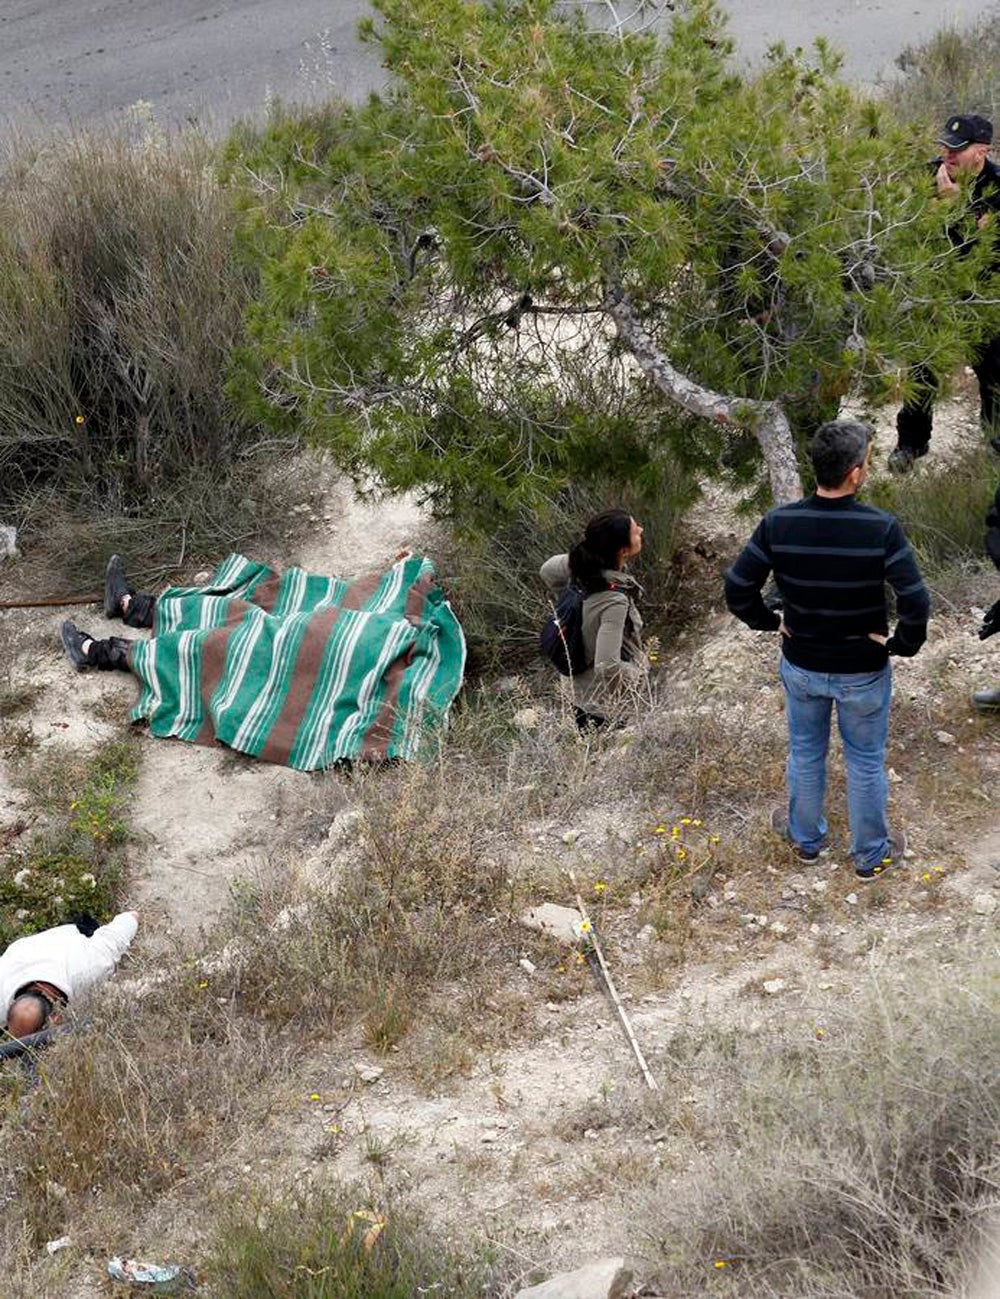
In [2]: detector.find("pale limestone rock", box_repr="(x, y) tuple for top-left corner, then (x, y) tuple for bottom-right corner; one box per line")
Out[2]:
(515, 1257), (633, 1299)
(519, 903), (584, 946)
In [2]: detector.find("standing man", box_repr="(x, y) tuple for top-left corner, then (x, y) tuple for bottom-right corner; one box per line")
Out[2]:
(1, 911), (139, 1040)
(889, 113), (1000, 473)
(725, 420), (930, 880)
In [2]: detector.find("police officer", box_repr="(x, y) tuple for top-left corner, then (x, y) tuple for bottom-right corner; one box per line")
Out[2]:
(972, 482), (1000, 713)
(889, 114), (1000, 473)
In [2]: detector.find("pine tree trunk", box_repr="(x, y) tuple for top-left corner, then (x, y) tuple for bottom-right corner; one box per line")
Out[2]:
(605, 288), (803, 504)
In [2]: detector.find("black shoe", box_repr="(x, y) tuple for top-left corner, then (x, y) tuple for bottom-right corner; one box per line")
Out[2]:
(770, 806), (828, 863)
(60, 620), (93, 670)
(887, 445), (927, 475)
(971, 686), (1000, 714)
(856, 830), (906, 881)
(104, 554), (130, 619)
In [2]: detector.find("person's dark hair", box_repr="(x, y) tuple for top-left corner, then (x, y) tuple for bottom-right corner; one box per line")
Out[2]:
(569, 509), (633, 593)
(809, 419), (873, 489)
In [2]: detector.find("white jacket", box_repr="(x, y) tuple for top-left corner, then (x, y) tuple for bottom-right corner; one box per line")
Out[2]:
(1, 913), (138, 1022)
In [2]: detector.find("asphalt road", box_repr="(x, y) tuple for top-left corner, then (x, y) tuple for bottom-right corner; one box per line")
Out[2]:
(0, 0), (984, 134)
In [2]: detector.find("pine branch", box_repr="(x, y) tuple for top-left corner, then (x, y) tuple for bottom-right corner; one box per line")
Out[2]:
(604, 282), (803, 503)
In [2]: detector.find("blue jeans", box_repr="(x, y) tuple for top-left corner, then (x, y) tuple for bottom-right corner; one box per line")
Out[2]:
(779, 657), (892, 870)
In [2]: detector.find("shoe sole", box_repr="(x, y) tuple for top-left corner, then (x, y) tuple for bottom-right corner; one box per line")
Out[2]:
(104, 555), (126, 619)
(60, 622), (89, 670)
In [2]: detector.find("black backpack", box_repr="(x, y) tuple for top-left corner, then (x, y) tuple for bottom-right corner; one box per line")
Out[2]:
(539, 584), (590, 676)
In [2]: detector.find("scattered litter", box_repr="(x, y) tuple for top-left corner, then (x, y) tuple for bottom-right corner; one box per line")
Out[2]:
(45, 1237), (71, 1255)
(108, 1257), (194, 1291)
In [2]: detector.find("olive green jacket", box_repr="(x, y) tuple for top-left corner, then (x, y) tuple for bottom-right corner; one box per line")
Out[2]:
(540, 554), (646, 714)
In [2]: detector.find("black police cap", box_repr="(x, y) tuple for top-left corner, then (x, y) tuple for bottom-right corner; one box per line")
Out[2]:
(937, 114), (993, 148)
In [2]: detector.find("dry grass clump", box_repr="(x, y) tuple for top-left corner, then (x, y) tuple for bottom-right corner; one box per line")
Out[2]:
(211, 754), (538, 1071)
(0, 993), (294, 1253)
(0, 125), (302, 588)
(868, 445), (997, 584)
(206, 1183), (503, 1298)
(644, 963), (1000, 1295)
(887, 10), (1000, 128)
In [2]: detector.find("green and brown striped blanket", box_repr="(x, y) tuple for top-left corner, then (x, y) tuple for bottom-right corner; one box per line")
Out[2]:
(128, 553), (465, 768)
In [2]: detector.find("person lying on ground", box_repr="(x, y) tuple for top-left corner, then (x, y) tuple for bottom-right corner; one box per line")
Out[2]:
(540, 509), (647, 730)
(725, 419), (930, 881)
(1, 912), (139, 1041)
(58, 551), (466, 769)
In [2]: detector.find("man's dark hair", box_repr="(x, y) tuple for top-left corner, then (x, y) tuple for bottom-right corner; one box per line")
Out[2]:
(809, 419), (873, 489)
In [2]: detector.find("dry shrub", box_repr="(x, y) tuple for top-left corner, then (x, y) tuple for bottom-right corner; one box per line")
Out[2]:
(0, 995), (294, 1250)
(213, 757), (528, 1055)
(888, 11), (1000, 128)
(868, 445), (997, 584)
(644, 963), (1000, 1295)
(0, 125), (300, 587)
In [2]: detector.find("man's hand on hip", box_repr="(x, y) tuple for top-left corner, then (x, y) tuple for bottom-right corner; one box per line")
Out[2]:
(867, 632), (888, 646)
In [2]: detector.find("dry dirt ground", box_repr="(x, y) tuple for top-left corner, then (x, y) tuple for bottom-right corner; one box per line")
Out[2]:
(0, 395), (997, 1293)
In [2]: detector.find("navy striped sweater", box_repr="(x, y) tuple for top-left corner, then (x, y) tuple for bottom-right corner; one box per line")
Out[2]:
(724, 494), (930, 673)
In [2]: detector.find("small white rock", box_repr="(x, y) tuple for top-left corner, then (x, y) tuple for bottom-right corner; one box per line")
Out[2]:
(762, 978), (786, 995)
(845, 893), (858, 906)
(354, 1063), (384, 1085)
(934, 730), (956, 746)
(972, 893), (997, 916)
(519, 957), (537, 975)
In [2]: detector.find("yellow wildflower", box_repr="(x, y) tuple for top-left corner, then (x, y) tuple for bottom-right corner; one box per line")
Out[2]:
(593, 880), (607, 894)
(309, 1093), (321, 1101)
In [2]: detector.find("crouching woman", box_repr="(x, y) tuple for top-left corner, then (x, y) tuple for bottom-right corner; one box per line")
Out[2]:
(540, 509), (647, 728)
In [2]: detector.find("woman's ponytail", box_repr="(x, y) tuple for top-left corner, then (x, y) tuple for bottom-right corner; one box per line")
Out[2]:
(569, 509), (632, 594)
